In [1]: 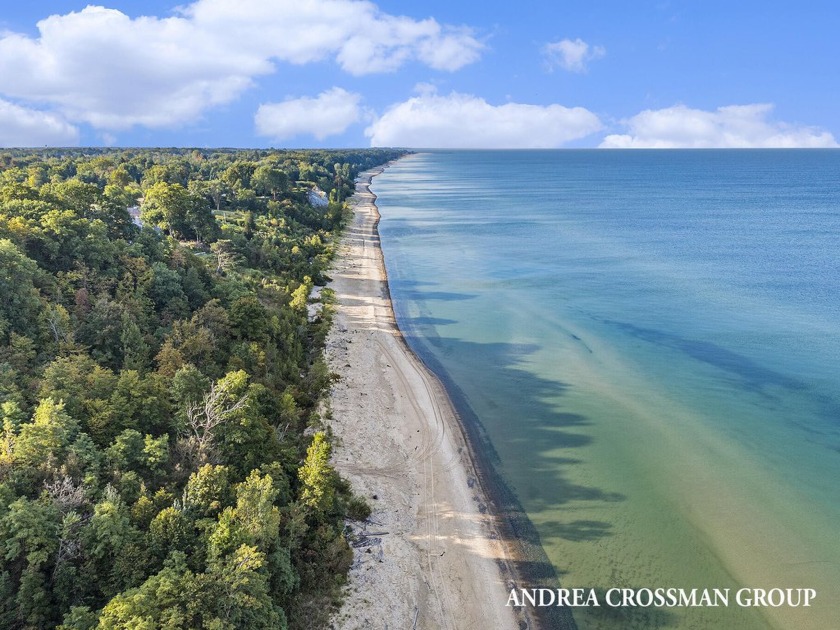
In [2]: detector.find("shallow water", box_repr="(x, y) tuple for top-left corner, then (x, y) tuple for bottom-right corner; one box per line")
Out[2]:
(373, 150), (840, 629)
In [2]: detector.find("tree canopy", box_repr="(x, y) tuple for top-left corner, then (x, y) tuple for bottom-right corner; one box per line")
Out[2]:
(0, 147), (404, 629)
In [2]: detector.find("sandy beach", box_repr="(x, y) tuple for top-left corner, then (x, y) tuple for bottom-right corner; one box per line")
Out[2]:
(325, 167), (526, 630)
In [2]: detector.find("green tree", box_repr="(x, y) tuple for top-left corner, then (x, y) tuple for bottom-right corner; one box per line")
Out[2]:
(141, 182), (192, 239)
(298, 432), (335, 514)
(120, 312), (150, 372)
(182, 464), (232, 519)
(331, 162), (351, 202)
(105, 429), (145, 474)
(228, 295), (269, 341)
(189, 178), (229, 213)
(109, 370), (172, 437)
(42, 302), (73, 349)
(97, 548), (286, 630)
(39, 355), (117, 438)
(171, 364), (211, 410)
(83, 486), (144, 598)
(108, 163), (135, 188)
(289, 279), (312, 313)
(99, 185), (139, 240)
(1, 496), (62, 627)
(0, 402), (24, 466)
(96, 552), (202, 629)
(15, 399), (79, 467)
(252, 165), (289, 201)
(220, 161), (256, 191)
(57, 605), (99, 630)
(46, 179), (101, 218)
(75, 297), (127, 368)
(0, 239), (41, 339)
(148, 507), (194, 561)
(208, 545), (286, 629)
(231, 470), (281, 552)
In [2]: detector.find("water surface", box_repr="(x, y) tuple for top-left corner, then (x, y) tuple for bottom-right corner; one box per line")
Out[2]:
(373, 150), (840, 629)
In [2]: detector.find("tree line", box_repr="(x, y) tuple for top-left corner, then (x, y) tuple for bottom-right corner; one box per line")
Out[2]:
(0, 147), (404, 629)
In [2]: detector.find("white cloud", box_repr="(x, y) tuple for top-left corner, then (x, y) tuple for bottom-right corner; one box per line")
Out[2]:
(255, 88), (363, 141)
(601, 104), (838, 148)
(0, 99), (79, 147)
(543, 38), (605, 73)
(0, 1), (483, 131)
(184, 0), (484, 75)
(0, 6), (267, 130)
(365, 91), (602, 148)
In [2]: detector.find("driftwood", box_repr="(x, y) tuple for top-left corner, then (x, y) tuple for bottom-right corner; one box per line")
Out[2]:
(350, 531), (389, 548)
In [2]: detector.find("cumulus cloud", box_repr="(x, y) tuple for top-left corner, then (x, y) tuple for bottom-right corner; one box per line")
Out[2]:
(543, 38), (605, 73)
(365, 91), (602, 148)
(0, 1), (483, 131)
(0, 99), (79, 147)
(255, 88), (363, 141)
(0, 6), (262, 130)
(601, 104), (838, 148)
(183, 0), (483, 75)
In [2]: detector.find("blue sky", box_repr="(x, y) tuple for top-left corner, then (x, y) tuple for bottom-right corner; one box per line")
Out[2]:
(0, 0), (838, 148)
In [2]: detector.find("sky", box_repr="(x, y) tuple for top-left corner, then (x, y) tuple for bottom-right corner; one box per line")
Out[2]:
(0, 0), (838, 148)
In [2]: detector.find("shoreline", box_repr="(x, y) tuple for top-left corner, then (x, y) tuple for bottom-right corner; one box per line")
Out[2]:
(322, 153), (840, 630)
(325, 163), (537, 629)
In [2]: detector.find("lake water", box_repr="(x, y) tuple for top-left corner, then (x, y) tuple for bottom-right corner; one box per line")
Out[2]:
(372, 150), (840, 629)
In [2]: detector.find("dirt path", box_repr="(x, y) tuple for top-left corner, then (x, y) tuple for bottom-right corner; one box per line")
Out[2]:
(326, 167), (525, 630)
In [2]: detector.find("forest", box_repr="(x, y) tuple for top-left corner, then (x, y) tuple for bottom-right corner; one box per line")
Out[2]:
(0, 146), (404, 629)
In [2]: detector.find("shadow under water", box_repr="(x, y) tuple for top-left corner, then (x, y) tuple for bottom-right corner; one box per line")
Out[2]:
(400, 329), (640, 630)
(397, 314), (769, 630)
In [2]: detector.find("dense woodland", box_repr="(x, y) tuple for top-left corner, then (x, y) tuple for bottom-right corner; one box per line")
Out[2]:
(0, 147), (404, 629)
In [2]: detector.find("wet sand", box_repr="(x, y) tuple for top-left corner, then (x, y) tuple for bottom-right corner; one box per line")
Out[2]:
(326, 167), (527, 630)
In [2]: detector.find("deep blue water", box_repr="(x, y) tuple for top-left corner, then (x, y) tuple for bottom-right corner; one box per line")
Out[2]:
(372, 150), (840, 630)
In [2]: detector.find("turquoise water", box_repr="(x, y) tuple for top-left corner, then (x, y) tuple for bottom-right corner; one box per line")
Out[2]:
(372, 150), (840, 630)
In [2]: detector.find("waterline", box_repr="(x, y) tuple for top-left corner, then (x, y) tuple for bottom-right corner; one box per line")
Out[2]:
(374, 150), (840, 630)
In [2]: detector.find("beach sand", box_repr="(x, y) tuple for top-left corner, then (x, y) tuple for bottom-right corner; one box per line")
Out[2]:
(325, 167), (526, 630)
